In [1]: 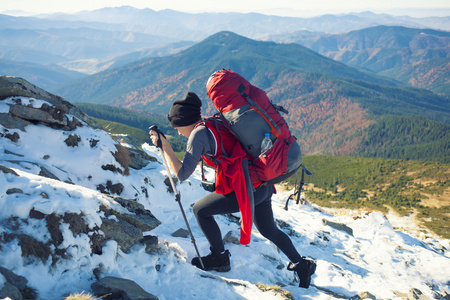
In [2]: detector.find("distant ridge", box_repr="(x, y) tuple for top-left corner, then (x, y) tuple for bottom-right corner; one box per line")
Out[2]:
(266, 25), (450, 95)
(52, 31), (450, 160)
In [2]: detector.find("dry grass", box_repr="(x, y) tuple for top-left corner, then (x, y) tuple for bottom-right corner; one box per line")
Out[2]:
(255, 283), (295, 300)
(64, 292), (99, 300)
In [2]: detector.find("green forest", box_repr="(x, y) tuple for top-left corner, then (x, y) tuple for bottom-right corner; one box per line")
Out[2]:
(356, 115), (450, 163)
(286, 155), (450, 239)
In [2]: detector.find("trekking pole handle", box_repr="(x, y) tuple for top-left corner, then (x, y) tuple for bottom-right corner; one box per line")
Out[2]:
(149, 125), (166, 149)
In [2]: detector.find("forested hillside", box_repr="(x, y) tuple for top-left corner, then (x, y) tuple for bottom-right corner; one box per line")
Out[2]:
(267, 26), (450, 95)
(356, 115), (450, 163)
(291, 155), (450, 238)
(53, 31), (450, 160)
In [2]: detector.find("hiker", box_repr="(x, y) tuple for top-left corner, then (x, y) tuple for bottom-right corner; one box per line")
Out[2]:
(149, 91), (316, 288)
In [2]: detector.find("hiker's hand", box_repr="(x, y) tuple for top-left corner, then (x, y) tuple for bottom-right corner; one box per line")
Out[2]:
(149, 130), (157, 143)
(149, 130), (160, 146)
(150, 129), (169, 150)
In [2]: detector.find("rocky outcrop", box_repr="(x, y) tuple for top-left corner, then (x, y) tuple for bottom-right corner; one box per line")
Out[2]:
(0, 78), (164, 299)
(0, 76), (158, 188)
(1, 164), (161, 261)
(0, 76), (97, 130)
(1, 163), (161, 299)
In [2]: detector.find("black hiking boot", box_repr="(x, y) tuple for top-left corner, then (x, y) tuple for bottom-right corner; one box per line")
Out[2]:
(288, 257), (317, 288)
(191, 248), (231, 272)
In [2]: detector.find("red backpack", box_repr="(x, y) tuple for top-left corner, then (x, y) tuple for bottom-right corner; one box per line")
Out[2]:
(206, 69), (303, 185)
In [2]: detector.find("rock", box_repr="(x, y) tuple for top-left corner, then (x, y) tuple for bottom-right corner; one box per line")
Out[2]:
(112, 144), (131, 175)
(39, 166), (60, 181)
(101, 164), (125, 175)
(0, 282), (23, 300)
(223, 231), (240, 245)
(349, 291), (377, 299)
(127, 148), (158, 170)
(0, 76), (97, 128)
(0, 113), (31, 131)
(100, 217), (143, 253)
(408, 288), (433, 300)
(0, 266), (28, 290)
(64, 134), (81, 147)
(63, 213), (89, 237)
(112, 196), (149, 214)
(118, 213), (161, 232)
(98, 197), (161, 252)
(163, 176), (179, 193)
(172, 228), (189, 238)
(6, 188), (23, 195)
(103, 196), (161, 233)
(440, 291), (450, 300)
(0, 267), (37, 300)
(46, 213), (64, 246)
(97, 181), (124, 195)
(138, 235), (159, 253)
(0, 164), (18, 176)
(91, 276), (159, 300)
(29, 209), (46, 220)
(9, 104), (66, 126)
(90, 139), (99, 148)
(4, 149), (24, 157)
(322, 219), (353, 236)
(3, 130), (20, 142)
(16, 233), (51, 263)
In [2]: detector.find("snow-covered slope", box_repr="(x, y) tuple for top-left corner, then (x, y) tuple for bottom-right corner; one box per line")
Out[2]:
(1, 96), (449, 300)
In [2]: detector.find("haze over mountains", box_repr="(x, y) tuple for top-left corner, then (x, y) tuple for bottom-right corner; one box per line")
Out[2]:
(1, 6), (449, 85)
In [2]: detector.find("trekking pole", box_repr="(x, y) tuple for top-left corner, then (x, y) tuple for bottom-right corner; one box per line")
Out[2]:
(149, 125), (205, 270)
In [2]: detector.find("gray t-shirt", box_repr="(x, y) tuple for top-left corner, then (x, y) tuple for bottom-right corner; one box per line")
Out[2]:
(177, 125), (216, 182)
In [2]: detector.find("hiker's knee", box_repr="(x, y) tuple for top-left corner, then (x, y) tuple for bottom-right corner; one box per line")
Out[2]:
(192, 201), (202, 218)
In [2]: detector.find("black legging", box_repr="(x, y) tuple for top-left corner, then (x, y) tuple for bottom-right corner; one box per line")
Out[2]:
(192, 184), (302, 263)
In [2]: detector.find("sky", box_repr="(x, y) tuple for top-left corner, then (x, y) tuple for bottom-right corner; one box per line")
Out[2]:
(1, 0), (449, 17)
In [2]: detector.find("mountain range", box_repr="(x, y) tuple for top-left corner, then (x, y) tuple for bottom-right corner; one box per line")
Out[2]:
(266, 25), (450, 95)
(51, 31), (450, 161)
(1, 7), (449, 161)
(0, 7), (449, 88)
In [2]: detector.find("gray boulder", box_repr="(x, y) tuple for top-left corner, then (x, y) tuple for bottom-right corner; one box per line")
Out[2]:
(322, 218), (353, 236)
(91, 276), (159, 300)
(0, 266), (36, 300)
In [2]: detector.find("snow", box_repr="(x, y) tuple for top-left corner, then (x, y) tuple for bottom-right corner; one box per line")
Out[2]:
(1, 97), (450, 299)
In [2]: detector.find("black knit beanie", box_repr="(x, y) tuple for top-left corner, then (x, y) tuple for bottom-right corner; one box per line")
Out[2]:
(168, 92), (202, 127)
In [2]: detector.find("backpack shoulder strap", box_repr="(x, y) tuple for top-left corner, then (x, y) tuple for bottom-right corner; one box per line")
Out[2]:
(203, 116), (229, 158)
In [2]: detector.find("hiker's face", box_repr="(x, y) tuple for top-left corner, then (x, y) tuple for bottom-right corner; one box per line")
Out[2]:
(175, 126), (192, 138)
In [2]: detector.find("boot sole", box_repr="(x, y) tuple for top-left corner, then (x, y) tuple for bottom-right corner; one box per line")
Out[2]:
(204, 265), (231, 272)
(192, 261), (231, 272)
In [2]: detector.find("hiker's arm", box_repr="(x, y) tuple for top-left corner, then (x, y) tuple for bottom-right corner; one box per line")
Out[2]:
(150, 130), (182, 175)
(177, 127), (212, 181)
